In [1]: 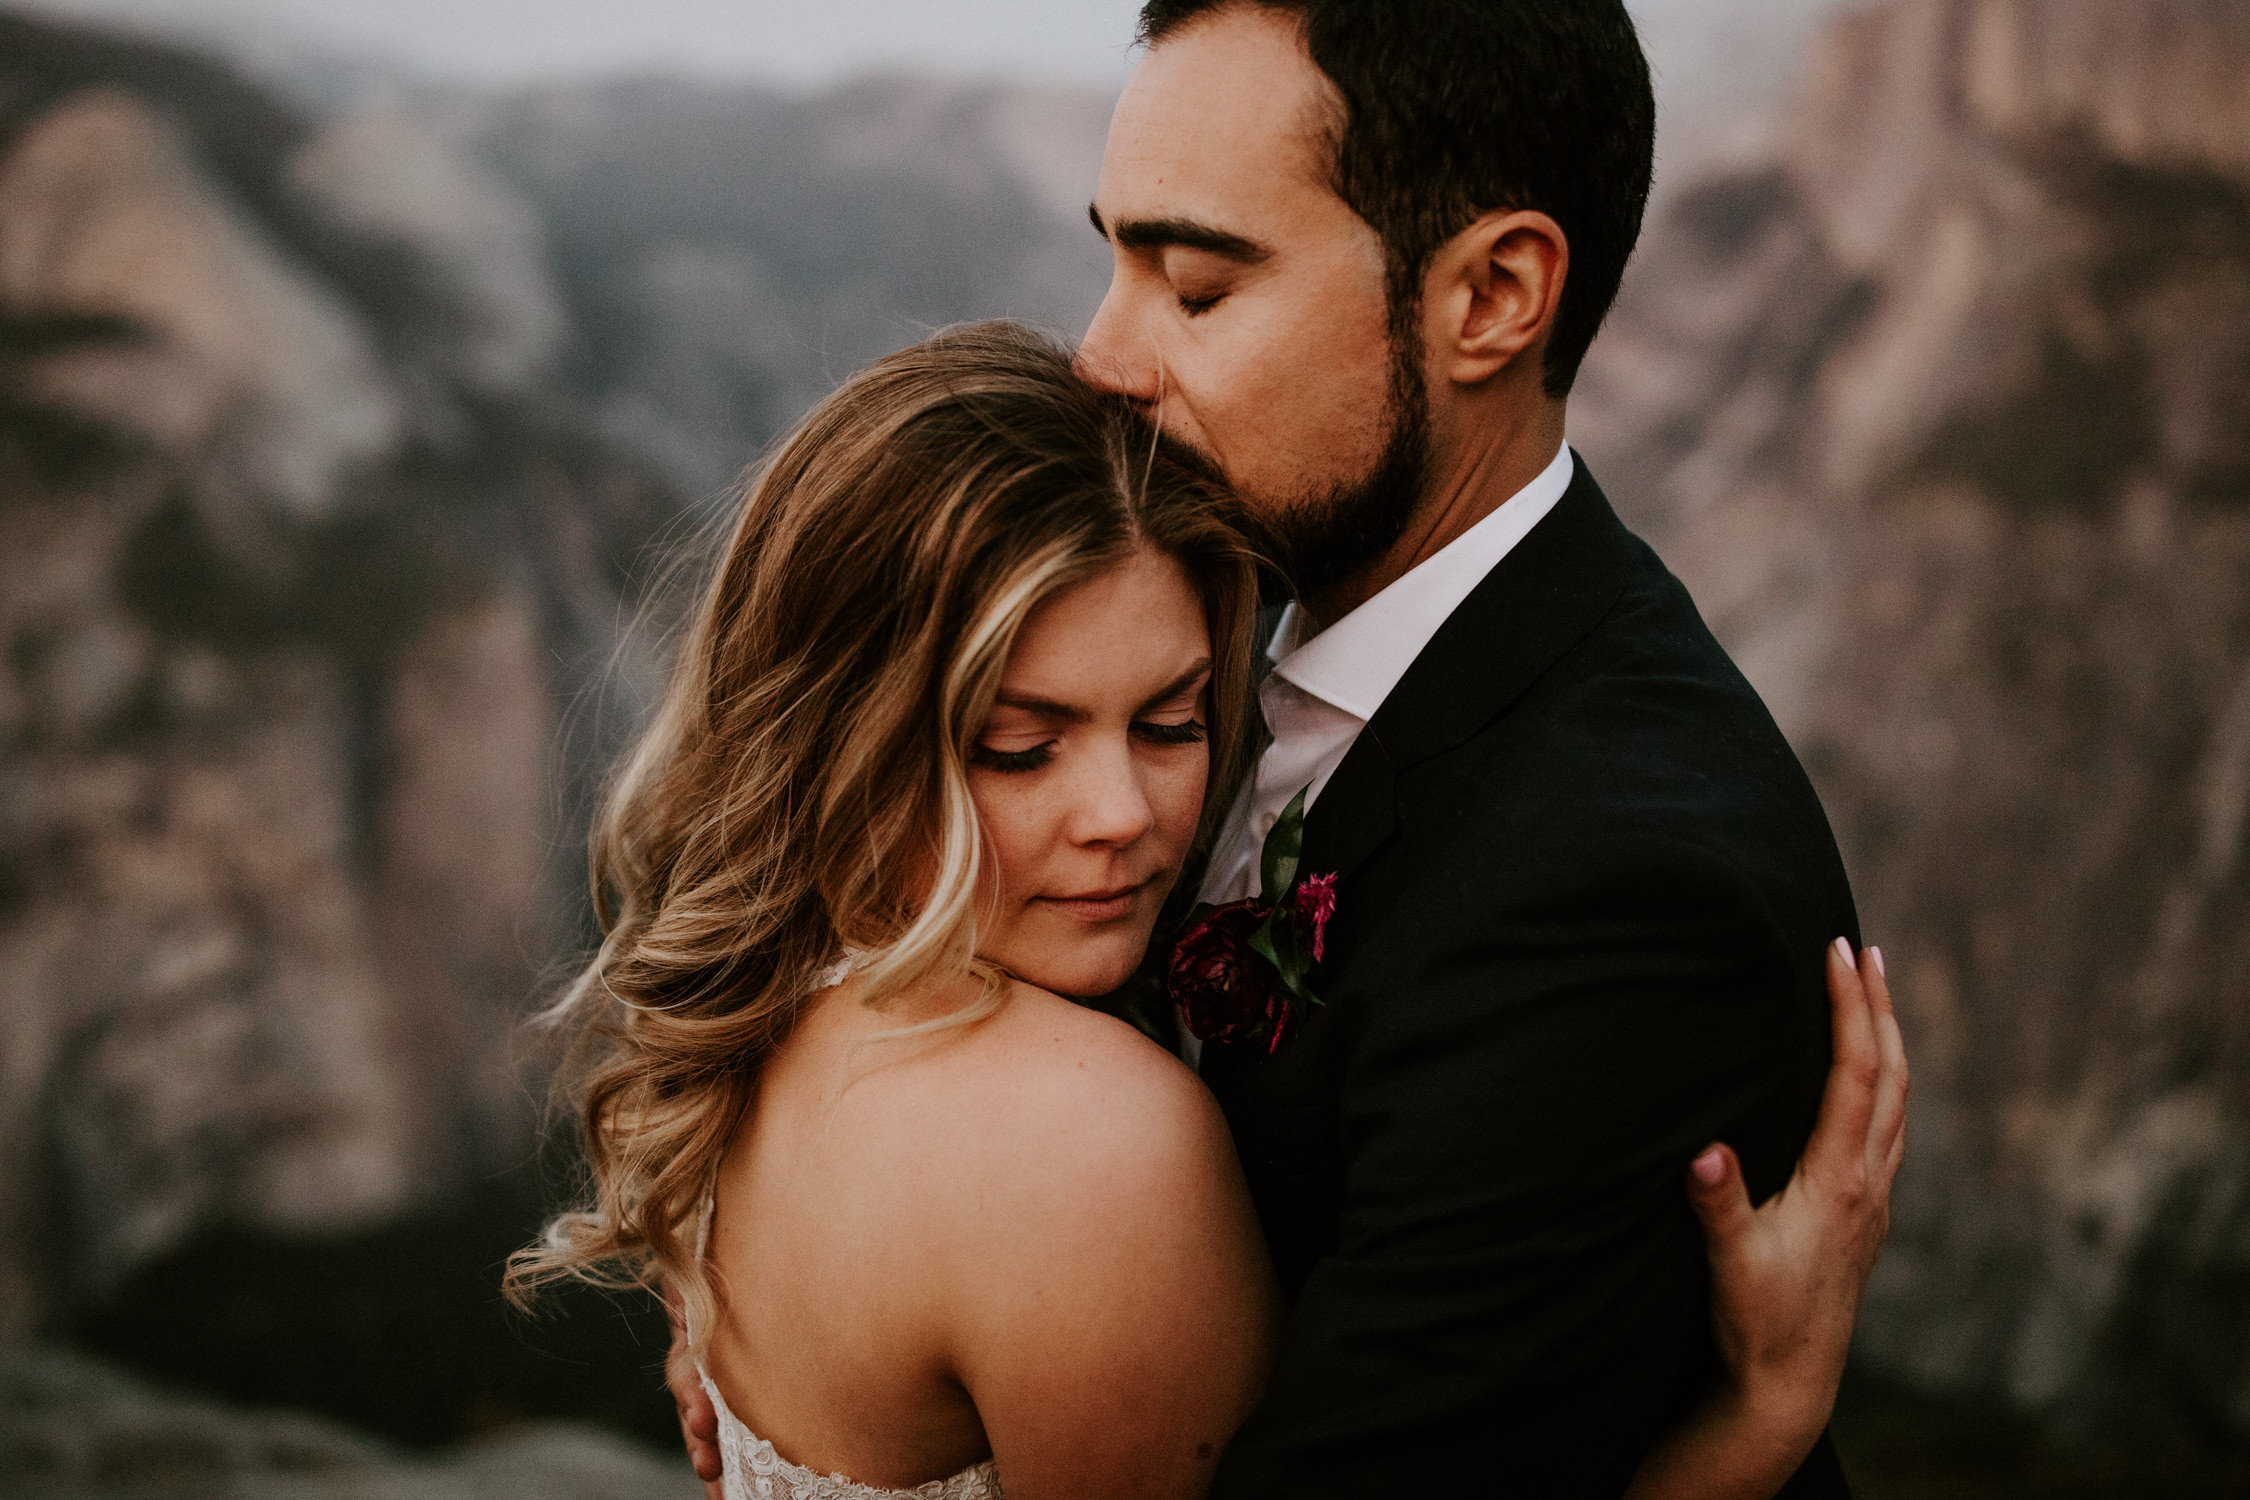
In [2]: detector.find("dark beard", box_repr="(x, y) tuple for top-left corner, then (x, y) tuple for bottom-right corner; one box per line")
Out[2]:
(1269, 339), (1434, 602)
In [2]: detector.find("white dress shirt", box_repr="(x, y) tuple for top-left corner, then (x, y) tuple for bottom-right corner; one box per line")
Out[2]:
(1196, 441), (1576, 910)
(1178, 441), (1573, 1066)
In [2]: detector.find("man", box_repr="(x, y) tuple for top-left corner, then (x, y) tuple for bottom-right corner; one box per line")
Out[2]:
(677, 2), (1884, 1492)
(1080, 2), (1858, 1492)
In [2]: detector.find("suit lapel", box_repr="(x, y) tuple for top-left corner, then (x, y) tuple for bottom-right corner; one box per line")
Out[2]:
(1293, 458), (1638, 887)
(1294, 729), (1395, 889)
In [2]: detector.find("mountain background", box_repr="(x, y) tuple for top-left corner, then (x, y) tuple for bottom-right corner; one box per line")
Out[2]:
(0, 1), (2244, 1496)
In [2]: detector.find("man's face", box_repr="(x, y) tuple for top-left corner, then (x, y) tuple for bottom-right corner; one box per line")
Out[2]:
(1078, 6), (1424, 594)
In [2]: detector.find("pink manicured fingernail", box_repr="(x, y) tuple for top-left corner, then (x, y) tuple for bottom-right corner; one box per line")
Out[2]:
(1833, 936), (1854, 967)
(1692, 1149), (1726, 1185)
(1869, 946), (1885, 977)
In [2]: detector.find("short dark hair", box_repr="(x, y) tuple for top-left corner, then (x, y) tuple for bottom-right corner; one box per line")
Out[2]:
(1137, 0), (1655, 396)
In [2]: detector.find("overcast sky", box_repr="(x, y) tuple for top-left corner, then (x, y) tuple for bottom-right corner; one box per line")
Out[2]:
(18, 0), (1153, 84)
(15, 0), (1725, 87)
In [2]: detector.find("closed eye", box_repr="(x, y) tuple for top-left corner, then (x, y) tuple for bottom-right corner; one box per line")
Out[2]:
(1134, 718), (1206, 747)
(971, 742), (1056, 773)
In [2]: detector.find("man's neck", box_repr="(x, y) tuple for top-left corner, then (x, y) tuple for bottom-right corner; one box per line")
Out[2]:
(1300, 398), (1568, 631)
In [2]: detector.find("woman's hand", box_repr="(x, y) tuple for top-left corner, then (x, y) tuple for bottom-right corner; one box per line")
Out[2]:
(1626, 939), (1909, 1500)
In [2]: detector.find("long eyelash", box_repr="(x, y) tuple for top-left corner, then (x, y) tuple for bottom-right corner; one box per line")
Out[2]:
(1177, 293), (1220, 316)
(970, 744), (1055, 774)
(1135, 719), (1207, 746)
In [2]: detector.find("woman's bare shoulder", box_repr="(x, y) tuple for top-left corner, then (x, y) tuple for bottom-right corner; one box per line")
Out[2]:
(969, 982), (1223, 1154)
(894, 982), (1240, 1231)
(924, 984), (1278, 1479)
(985, 980), (1197, 1083)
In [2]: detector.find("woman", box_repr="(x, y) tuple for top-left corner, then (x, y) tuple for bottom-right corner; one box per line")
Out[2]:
(511, 322), (1905, 1500)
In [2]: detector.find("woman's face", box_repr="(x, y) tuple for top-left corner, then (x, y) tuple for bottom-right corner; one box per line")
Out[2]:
(969, 547), (1212, 998)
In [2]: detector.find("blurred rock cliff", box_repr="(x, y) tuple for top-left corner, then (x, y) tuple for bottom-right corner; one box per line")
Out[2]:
(0, 22), (632, 1344)
(1573, 0), (2250, 1453)
(0, 5), (1113, 1364)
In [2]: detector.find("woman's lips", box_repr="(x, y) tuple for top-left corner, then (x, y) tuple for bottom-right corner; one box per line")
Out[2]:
(1036, 880), (1149, 923)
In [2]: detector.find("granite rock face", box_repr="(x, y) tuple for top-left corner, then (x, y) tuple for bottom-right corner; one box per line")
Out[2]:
(0, 16), (662, 1343)
(1573, 0), (2250, 1445)
(454, 73), (1115, 492)
(0, 10), (1115, 1359)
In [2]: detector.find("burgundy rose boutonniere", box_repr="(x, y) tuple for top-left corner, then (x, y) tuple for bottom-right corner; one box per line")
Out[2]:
(1169, 786), (1337, 1052)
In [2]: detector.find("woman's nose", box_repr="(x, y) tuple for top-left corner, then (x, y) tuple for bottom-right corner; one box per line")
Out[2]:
(1067, 744), (1156, 849)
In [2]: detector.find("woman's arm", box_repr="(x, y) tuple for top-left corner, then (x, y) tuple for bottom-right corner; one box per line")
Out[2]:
(1625, 940), (1908, 1500)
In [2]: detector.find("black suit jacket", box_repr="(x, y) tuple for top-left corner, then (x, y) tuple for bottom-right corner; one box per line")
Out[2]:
(1202, 460), (1856, 1497)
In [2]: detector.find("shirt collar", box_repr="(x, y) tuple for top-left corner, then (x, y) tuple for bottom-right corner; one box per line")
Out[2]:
(1268, 442), (1576, 721)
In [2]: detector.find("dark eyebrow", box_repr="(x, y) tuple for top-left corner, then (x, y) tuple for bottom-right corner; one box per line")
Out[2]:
(1087, 203), (1271, 264)
(992, 660), (1212, 727)
(1134, 660), (1213, 718)
(993, 692), (1089, 725)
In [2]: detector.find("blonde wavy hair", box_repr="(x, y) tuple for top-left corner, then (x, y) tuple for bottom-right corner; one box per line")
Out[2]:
(506, 322), (1262, 1349)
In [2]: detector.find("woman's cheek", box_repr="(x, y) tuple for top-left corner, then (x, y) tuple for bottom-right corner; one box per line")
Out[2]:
(969, 773), (1044, 907)
(1155, 754), (1209, 853)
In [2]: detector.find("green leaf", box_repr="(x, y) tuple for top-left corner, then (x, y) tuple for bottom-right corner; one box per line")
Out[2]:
(1259, 785), (1310, 904)
(1248, 904), (1322, 1010)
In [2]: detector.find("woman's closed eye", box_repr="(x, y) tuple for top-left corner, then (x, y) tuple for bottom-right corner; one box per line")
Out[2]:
(971, 740), (1056, 774)
(971, 719), (1201, 772)
(1134, 716), (1206, 747)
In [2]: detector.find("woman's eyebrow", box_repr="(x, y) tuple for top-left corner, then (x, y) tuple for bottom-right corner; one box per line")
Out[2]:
(992, 660), (1210, 724)
(1134, 660), (1213, 717)
(992, 693), (1087, 724)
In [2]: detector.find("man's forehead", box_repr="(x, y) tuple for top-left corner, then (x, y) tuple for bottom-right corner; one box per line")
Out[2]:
(1099, 8), (1338, 213)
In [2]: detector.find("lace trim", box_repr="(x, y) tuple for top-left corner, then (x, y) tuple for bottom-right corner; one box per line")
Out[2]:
(812, 948), (864, 993)
(699, 1370), (1001, 1500)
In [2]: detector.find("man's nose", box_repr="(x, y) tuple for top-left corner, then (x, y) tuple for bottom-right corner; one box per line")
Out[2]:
(1075, 289), (1160, 404)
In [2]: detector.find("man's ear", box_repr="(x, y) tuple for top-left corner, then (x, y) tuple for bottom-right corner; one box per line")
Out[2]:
(1420, 210), (1569, 387)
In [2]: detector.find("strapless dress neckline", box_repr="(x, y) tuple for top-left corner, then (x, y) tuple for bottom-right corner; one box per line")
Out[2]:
(695, 1369), (1001, 1500)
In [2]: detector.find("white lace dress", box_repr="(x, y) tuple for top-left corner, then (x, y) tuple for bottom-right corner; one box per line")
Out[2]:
(697, 952), (1003, 1500)
(695, 1370), (1001, 1500)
